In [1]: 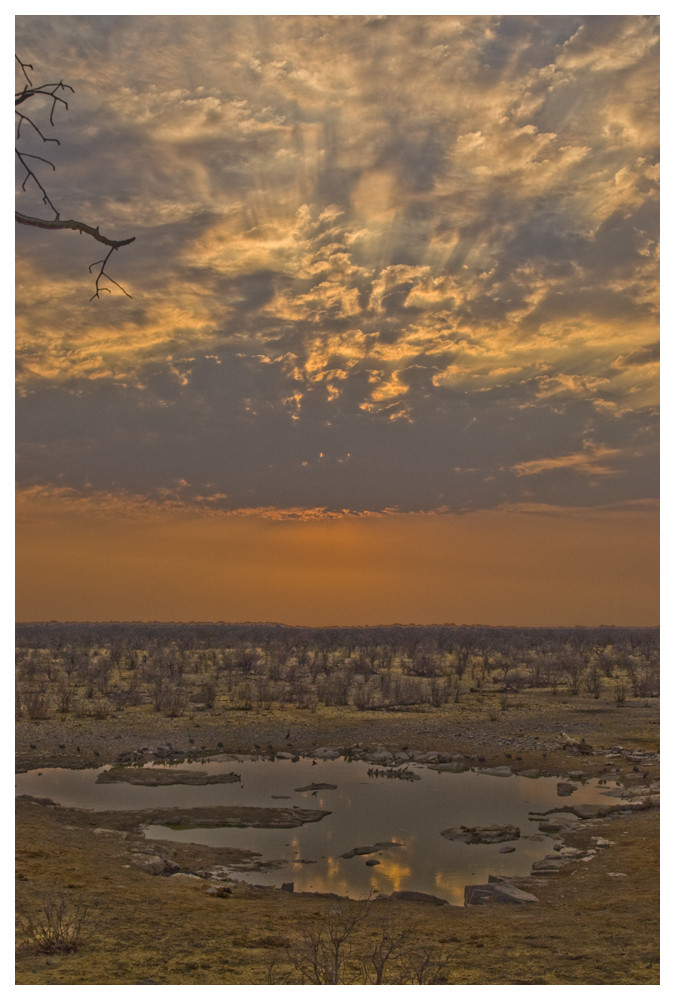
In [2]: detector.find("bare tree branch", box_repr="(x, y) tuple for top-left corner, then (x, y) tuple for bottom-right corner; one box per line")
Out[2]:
(15, 55), (135, 298)
(14, 212), (136, 249)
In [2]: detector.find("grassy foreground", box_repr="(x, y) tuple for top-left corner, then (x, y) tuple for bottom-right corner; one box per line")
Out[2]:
(16, 689), (659, 985)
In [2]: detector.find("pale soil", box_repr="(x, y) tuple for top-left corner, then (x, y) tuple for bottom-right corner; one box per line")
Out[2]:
(15, 685), (659, 774)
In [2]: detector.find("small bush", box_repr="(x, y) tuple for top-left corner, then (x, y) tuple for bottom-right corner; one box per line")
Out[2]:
(17, 892), (98, 954)
(21, 687), (51, 720)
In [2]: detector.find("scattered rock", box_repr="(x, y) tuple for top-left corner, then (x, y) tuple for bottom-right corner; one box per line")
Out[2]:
(205, 885), (232, 897)
(133, 805), (331, 829)
(169, 872), (204, 884)
(465, 879), (539, 905)
(130, 853), (179, 876)
(390, 890), (448, 906)
(311, 747), (341, 760)
(342, 841), (402, 859)
(441, 824), (520, 844)
(294, 783), (337, 792)
(531, 857), (566, 873)
(97, 767), (241, 786)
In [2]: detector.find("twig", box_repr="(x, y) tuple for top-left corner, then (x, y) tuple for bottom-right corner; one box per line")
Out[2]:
(15, 55), (134, 297)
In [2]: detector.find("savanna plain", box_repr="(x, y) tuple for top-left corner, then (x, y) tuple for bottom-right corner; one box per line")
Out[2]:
(15, 622), (659, 985)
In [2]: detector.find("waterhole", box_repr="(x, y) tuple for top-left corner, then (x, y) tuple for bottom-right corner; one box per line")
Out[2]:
(16, 757), (618, 905)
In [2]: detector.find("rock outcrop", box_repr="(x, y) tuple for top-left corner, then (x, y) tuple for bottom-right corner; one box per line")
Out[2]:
(441, 824), (520, 844)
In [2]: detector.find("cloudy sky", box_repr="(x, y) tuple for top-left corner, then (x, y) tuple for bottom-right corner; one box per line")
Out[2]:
(15, 13), (659, 625)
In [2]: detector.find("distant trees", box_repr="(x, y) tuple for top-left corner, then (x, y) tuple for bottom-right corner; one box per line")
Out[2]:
(15, 55), (135, 298)
(15, 621), (659, 721)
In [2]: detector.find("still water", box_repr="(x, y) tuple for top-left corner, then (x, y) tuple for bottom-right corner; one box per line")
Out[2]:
(16, 757), (617, 905)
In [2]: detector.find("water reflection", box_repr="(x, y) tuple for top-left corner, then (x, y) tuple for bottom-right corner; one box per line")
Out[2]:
(16, 757), (617, 904)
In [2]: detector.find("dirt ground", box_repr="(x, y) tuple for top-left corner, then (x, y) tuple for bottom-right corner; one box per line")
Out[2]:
(16, 689), (659, 985)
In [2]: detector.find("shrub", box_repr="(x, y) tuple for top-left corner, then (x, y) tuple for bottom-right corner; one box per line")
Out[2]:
(17, 892), (99, 954)
(21, 687), (51, 720)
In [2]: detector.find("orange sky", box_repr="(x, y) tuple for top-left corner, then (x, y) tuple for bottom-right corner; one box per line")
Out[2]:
(15, 489), (658, 625)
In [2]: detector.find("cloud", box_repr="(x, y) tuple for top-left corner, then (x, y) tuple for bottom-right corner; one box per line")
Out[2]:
(15, 15), (659, 521)
(510, 441), (622, 478)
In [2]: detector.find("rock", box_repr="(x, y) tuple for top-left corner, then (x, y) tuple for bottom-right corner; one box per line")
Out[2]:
(294, 783), (337, 792)
(556, 782), (576, 796)
(133, 805), (331, 829)
(499, 846), (516, 854)
(592, 837), (615, 848)
(519, 769), (540, 779)
(169, 872), (204, 884)
(130, 853), (179, 876)
(390, 890), (448, 906)
(558, 846), (585, 859)
(537, 818), (581, 834)
(464, 885), (495, 905)
(365, 859), (380, 866)
(477, 766), (512, 777)
(97, 767), (241, 786)
(281, 882), (294, 892)
(342, 845), (378, 858)
(531, 857), (566, 873)
(434, 762), (469, 773)
(441, 824), (520, 844)
(465, 880), (538, 905)
(491, 881), (539, 904)
(312, 747), (341, 760)
(205, 885), (231, 897)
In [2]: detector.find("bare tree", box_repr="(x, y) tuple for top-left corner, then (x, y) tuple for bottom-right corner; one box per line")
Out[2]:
(15, 55), (135, 299)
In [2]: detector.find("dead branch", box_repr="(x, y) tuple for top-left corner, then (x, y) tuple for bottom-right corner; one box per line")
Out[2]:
(14, 212), (135, 249)
(15, 55), (135, 298)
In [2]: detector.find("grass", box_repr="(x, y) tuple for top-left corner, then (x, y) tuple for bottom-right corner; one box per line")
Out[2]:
(15, 795), (659, 984)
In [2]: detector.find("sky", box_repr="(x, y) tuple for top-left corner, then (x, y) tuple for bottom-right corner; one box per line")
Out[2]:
(14, 12), (660, 626)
